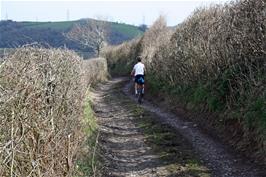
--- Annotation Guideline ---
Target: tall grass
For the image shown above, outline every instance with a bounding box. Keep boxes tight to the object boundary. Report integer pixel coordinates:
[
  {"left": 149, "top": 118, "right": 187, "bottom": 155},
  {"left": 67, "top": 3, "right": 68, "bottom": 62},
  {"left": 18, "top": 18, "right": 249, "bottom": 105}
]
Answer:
[
  {"left": 103, "top": 0, "right": 266, "bottom": 164},
  {"left": 0, "top": 46, "right": 107, "bottom": 176},
  {"left": 103, "top": 38, "right": 141, "bottom": 76}
]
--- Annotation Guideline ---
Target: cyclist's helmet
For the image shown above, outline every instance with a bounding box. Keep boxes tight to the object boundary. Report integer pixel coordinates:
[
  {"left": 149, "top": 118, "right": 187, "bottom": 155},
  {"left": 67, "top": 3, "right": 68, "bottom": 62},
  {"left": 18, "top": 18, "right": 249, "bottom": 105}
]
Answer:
[{"left": 136, "top": 56, "right": 142, "bottom": 62}]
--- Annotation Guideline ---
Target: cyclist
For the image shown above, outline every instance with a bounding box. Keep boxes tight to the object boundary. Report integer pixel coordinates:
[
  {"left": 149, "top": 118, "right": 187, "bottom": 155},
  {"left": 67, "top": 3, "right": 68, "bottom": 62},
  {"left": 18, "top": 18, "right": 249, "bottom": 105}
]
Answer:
[{"left": 131, "top": 56, "right": 145, "bottom": 96}]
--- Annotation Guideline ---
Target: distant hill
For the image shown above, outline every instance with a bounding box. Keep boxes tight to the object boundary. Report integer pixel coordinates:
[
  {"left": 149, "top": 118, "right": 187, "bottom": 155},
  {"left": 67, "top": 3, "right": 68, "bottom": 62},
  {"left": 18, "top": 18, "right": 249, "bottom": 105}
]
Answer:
[{"left": 0, "top": 19, "right": 144, "bottom": 57}]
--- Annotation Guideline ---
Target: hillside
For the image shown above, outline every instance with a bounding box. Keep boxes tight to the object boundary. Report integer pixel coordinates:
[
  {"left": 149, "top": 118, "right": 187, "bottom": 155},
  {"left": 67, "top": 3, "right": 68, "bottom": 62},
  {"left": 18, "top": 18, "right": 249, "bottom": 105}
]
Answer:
[
  {"left": 19, "top": 20, "right": 143, "bottom": 40},
  {"left": 0, "top": 19, "right": 144, "bottom": 57}
]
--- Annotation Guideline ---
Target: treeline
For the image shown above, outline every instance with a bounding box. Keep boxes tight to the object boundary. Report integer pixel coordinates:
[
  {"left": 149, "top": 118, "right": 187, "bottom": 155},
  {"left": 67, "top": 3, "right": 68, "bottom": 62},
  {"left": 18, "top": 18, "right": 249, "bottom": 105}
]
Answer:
[
  {"left": 0, "top": 20, "right": 143, "bottom": 55},
  {"left": 103, "top": 0, "right": 266, "bottom": 164},
  {"left": 0, "top": 20, "right": 85, "bottom": 50},
  {"left": 0, "top": 47, "right": 107, "bottom": 176}
]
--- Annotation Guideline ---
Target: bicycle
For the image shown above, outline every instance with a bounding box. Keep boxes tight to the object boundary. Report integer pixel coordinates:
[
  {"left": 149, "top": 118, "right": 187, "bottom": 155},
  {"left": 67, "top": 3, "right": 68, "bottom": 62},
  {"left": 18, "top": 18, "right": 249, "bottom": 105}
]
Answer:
[{"left": 136, "top": 77, "right": 144, "bottom": 104}]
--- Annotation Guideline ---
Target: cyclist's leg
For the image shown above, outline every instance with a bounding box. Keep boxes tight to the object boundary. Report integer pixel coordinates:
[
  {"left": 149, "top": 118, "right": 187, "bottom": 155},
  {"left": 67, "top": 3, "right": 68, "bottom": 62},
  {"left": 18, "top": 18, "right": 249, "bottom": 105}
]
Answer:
[
  {"left": 134, "top": 76, "right": 138, "bottom": 95},
  {"left": 137, "top": 84, "right": 143, "bottom": 95},
  {"left": 135, "top": 82, "right": 138, "bottom": 95},
  {"left": 137, "top": 83, "right": 142, "bottom": 103},
  {"left": 141, "top": 75, "right": 145, "bottom": 94}
]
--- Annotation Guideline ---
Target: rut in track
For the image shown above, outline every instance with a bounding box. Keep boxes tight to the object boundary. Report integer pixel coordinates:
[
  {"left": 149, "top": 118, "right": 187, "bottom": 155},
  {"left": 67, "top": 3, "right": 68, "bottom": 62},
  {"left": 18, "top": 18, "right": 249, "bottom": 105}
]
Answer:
[
  {"left": 90, "top": 79, "right": 210, "bottom": 177},
  {"left": 90, "top": 78, "right": 265, "bottom": 177}
]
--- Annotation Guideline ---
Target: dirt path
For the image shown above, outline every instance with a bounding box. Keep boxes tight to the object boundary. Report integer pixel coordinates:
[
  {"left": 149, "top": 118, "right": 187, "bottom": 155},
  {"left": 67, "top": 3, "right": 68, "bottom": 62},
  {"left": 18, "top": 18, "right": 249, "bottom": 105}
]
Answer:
[{"left": 90, "top": 78, "right": 265, "bottom": 177}]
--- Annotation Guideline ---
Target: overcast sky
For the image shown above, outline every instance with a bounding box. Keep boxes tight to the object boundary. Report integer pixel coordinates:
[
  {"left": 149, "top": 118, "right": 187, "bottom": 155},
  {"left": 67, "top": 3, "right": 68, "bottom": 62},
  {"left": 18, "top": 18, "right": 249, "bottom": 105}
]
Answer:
[{"left": 1, "top": 0, "right": 230, "bottom": 26}]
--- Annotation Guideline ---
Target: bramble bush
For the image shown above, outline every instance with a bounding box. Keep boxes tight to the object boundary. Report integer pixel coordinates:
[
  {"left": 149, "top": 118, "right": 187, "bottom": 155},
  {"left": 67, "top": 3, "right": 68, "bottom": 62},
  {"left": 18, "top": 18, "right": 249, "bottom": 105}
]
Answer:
[
  {"left": 0, "top": 46, "right": 107, "bottom": 176},
  {"left": 103, "top": 0, "right": 266, "bottom": 164}
]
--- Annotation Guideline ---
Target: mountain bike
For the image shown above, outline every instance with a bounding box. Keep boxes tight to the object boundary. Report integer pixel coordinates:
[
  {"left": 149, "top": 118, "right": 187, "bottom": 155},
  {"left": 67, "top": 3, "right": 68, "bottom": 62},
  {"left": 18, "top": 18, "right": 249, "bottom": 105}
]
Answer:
[{"left": 131, "top": 75, "right": 144, "bottom": 104}]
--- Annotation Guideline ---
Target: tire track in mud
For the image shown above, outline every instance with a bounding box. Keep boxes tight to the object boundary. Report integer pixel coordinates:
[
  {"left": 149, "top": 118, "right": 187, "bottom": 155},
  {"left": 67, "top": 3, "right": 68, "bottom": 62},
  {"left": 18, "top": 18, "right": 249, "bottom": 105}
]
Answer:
[
  {"left": 90, "top": 78, "right": 265, "bottom": 177},
  {"left": 123, "top": 79, "right": 266, "bottom": 177}
]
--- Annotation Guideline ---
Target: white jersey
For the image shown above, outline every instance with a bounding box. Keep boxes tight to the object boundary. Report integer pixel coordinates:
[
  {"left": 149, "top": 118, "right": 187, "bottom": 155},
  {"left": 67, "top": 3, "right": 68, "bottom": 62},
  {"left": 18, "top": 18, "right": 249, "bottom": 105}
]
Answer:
[{"left": 133, "top": 62, "right": 145, "bottom": 76}]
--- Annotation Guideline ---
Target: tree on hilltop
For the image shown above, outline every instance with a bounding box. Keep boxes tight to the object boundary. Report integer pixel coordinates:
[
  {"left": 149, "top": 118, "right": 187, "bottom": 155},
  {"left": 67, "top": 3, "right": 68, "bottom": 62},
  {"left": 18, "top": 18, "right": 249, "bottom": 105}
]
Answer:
[{"left": 65, "top": 19, "right": 109, "bottom": 56}]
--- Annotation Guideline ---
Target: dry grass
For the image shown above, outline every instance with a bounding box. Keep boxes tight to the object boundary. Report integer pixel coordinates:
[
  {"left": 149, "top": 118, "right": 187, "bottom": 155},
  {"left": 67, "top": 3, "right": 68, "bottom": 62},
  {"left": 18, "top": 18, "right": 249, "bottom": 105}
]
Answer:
[
  {"left": 139, "top": 16, "right": 174, "bottom": 64},
  {"left": 102, "top": 38, "right": 141, "bottom": 76},
  {"left": 103, "top": 0, "right": 266, "bottom": 164},
  {"left": 0, "top": 46, "right": 107, "bottom": 176},
  {"left": 82, "top": 58, "right": 108, "bottom": 87}
]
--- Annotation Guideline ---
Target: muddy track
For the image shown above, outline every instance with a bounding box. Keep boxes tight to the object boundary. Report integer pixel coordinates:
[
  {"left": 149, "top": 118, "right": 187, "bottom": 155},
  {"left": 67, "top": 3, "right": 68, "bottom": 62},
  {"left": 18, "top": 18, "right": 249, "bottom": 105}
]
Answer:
[{"left": 90, "top": 78, "right": 265, "bottom": 177}]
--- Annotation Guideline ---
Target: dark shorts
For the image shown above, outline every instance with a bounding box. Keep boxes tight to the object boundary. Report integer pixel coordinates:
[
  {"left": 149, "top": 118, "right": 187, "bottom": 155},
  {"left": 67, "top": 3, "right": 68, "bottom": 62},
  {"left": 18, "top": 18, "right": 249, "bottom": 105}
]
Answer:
[{"left": 135, "top": 75, "right": 145, "bottom": 84}]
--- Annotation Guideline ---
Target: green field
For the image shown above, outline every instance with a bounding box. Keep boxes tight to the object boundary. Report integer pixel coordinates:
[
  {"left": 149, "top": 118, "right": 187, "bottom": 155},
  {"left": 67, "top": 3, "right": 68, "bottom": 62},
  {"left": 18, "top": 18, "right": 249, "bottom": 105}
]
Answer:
[
  {"left": 21, "top": 21, "right": 77, "bottom": 31},
  {"left": 20, "top": 20, "right": 144, "bottom": 37},
  {"left": 0, "top": 19, "right": 144, "bottom": 51},
  {"left": 111, "top": 22, "right": 143, "bottom": 38}
]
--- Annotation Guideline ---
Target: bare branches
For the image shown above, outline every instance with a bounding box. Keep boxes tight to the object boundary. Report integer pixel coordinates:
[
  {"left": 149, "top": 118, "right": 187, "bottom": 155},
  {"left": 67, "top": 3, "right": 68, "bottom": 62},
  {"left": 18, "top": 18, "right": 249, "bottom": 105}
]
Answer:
[
  {"left": 103, "top": 0, "right": 266, "bottom": 162},
  {"left": 65, "top": 19, "right": 109, "bottom": 56},
  {"left": 0, "top": 47, "right": 108, "bottom": 176}
]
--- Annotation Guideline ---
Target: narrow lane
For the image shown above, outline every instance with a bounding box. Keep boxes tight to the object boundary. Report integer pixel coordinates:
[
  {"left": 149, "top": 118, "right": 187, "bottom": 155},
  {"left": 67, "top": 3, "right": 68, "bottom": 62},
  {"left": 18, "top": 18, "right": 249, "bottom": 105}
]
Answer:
[{"left": 90, "top": 78, "right": 265, "bottom": 177}]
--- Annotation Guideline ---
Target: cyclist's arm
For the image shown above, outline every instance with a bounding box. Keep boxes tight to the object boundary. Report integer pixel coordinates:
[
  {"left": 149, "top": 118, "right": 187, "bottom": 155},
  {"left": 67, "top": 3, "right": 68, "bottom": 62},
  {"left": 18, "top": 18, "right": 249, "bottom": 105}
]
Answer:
[{"left": 131, "top": 68, "right": 135, "bottom": 77}]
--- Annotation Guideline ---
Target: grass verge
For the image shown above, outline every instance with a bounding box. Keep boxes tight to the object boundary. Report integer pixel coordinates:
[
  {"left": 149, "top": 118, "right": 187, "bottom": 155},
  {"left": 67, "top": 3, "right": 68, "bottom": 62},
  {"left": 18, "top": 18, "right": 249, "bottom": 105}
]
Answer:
[
  {"left": 74, "top": 93, "right": 101, "bottom": 177},
  {"left": 133, "top": 106, "right": 211, "bottom": 176}
]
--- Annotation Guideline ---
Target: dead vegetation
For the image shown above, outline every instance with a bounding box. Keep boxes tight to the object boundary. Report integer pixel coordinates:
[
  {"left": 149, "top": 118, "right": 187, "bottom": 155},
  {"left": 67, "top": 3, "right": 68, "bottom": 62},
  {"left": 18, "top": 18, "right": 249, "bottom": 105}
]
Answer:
[
  {"left": 0, "top": 46, "right": 107, "bottom": 176},
  {"left": 65, "top": 19, "right": 109, "bottom": 57},
  {"left": 103, "top": 38, "right": 141, "bottom": 76},
  {"left": 103, "top": 0, "right": 266, "bottom": 164}
]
